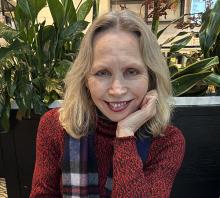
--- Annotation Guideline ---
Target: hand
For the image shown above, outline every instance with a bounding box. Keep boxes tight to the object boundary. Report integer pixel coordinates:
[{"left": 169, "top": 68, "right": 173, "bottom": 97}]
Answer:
[{"left": 116, "top": 90, "right": 158, "bottom": 138}]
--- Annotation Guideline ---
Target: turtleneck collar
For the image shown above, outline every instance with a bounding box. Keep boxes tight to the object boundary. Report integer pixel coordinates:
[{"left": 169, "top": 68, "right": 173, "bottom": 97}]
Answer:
[
  {"left": 95, "top": 108, "right": 117, "bottom": 138},
  {"left": 94, "top": 108, "right": 152, "bottom": 139}
]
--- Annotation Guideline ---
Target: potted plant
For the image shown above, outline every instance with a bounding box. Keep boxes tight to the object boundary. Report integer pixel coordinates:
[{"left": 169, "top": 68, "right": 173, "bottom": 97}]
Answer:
[{"left": 0, "top": 0, "right": 97, "bottom": 197}]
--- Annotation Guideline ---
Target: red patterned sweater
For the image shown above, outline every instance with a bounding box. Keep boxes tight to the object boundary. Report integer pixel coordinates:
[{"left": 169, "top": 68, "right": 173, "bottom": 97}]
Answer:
[{"left": 30, "top": 109, "right": 185, "bottom": 198}]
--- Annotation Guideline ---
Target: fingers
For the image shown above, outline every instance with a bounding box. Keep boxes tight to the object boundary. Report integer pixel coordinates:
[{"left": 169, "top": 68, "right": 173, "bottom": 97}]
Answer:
[
  {"left": 140, "top": 94, "right": 149, "bottom": 108},
  {"left": 116, "top": 90, "right": 159, "bottom": 137},
  {"left": 141, "top": 89, "right": 158, "bottom": 109},
  {"left": 139, "top": 90, "right": 158, "bottom": 124}
]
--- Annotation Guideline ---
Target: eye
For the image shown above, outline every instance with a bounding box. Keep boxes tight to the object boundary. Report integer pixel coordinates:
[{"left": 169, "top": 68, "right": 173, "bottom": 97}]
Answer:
[
  {"left": 125, "top": 68, "right": 139, "bottom": 76},
  {"left": 95, "top": 70, "right": 111, "bottom": 77}
]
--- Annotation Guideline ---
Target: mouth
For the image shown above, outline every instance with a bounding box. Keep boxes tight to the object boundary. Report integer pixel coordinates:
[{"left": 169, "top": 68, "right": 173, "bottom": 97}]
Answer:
[{"left": 105, "top": 100, "right": 132, "bottom": 112}]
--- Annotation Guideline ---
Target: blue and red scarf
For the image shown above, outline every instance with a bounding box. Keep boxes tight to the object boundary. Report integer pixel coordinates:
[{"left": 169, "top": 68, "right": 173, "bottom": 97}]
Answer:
[{"left": 61, "top": 131, "right": 151, "bottom": 197}]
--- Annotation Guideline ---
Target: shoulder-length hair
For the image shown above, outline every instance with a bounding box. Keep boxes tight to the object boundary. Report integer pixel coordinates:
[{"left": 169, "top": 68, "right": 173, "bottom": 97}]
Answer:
[{"left": 59, "top": 10, "right": 173, "bottom": 139}]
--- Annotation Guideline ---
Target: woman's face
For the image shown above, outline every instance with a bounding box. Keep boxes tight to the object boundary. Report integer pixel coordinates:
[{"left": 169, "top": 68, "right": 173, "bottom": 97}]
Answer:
[{"left": 87, "top": 30, "right": 149, "bottom": 122}]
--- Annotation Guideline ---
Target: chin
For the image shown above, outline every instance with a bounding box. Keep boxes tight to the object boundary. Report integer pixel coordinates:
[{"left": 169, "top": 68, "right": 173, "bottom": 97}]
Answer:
[{"left": 103, "top": 112, "right": 130, "bottom": 122}]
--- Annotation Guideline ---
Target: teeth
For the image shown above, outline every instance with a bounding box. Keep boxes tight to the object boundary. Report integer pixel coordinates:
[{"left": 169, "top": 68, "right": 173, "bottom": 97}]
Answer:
[{"left": 109, "top": 102, "right": 127, "bottom": 108}]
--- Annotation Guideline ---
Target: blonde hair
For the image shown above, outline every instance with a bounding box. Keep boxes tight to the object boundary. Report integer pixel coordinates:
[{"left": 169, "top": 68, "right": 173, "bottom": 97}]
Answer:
[{"left": 59, "top": 10, "right": 173, "bottom": 138}]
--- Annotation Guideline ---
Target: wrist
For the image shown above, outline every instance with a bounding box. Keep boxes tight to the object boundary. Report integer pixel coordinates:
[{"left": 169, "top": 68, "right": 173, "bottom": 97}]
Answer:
[{"left": 116, "top": 127, "right": 134, "bottom": 137}]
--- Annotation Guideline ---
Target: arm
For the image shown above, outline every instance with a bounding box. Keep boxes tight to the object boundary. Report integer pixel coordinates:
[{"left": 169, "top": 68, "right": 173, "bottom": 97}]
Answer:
[
  {"left": 112, "top": 126, "right": 185, "bottom": 198},
  {"left": 30, "top": 109, "right": 64, "bottom": 198}
]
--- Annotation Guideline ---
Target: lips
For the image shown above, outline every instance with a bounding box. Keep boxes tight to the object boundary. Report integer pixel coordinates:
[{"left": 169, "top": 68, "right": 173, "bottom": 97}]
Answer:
[{"left": 105, "top": 100, "right": 132, "bottom": 112}]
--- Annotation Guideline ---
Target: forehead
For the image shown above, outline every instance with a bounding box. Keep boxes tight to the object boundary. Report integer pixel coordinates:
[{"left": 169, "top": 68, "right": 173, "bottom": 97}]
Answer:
[
  {"left": 93, "top": 29, "right": 140, "bottom": 48},
  {"left": 92, "top": 30, "right": 144, "bottom": 65}
]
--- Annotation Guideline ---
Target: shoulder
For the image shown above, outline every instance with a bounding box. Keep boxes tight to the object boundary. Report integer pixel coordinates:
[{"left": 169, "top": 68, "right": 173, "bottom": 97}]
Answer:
[
  {"left": 37, "top": 108, "right": 65, "bottom": 144},
  {"left": 166, "top": 125, "right": 185, "bottom": 145},
  {"left": 154, "top": 125, "right": 184, "bottom": 145},
  {"left": 39, "top": 108, "right": 63, "bottom": 131},
  {"left": 40, "top": 108, "right": 60, "bottom": 125},
  {"left": 149, "top": 125, "right": 185, "bottom": 157}
]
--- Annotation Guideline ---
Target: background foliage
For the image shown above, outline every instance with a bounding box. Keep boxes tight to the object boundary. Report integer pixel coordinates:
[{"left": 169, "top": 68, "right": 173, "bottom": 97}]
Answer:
[
  {"left": 154, "top": 0, "right": 220, "bottom": 96},
  {"left": 0, "top": 0, "right": 96, "bottom": 131},
  {"left": 1, "top": 0, "right": 220, "bottom": 131}
]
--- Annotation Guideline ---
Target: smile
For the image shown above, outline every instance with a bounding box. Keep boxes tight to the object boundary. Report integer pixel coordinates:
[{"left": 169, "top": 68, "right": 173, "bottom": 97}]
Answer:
[{"left": 105, "top": 100, "right": 132, "bottom": 112}]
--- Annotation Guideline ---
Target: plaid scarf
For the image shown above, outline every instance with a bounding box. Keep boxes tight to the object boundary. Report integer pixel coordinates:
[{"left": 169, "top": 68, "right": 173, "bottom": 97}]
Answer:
[{"left": 61, "top": 127, "right": 151, "bottom": 197}]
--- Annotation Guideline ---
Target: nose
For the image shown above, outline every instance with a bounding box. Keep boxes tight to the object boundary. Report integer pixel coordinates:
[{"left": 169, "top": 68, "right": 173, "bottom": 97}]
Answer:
[{"left": 108, "top": 78, "right": 127, "bottom": 96}]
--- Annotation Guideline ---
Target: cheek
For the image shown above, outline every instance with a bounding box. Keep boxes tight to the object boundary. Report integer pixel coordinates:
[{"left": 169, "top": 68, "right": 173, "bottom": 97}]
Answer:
[
  {"left": 130, "top": 78, "right": 149, "bottom": 94},
  {"left": 87, "top": 78, "right": 107, "bottom": 98}
]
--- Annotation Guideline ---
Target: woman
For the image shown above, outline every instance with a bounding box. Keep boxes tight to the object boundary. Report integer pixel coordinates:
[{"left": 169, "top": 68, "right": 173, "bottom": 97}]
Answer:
[{"left": 30, "top": 10, "right": 185, "bottom": 198}]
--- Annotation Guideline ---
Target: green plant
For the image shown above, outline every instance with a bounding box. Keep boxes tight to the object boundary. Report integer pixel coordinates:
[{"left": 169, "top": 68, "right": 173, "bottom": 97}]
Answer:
[
  {"left": 155, "top": 0, "right": 220, "bottom": 96},
  {"left": 199, "top": 0, "right": 220, "bottom": 92},
  {"left": 170, "top": 56, "right": 219, "bottom": 96},
  {"left": 158, "top": 29, "right": 219, "bottom": 96},
  {"left": 0, "top": 0, "right": 96, "bottom": 131}
]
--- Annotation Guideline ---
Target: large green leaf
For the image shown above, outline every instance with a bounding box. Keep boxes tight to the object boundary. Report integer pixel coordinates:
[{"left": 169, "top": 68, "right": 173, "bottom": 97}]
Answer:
[
  {"left": 0, "top": 102, "right": 10, "bottom": 132},
  {"left": 0, "top": 23, "right": 18, "bottom": 43},
  {"left": 161, "top": 31, "right": 189, "bottom": 46},
  {"left": 32, "top": 91, "right": 48, "bottom": 115},
  {"left": 26, "top": 25, "right": 36, "bottom": 44},
  {"left": 28, "top": 0, "right": 46, "bottom": 21},
  {"left": 45, "top": 78, "right": 63, "bottom": 94},
  {"left": 54, "top": 59, "right": 72, "bottom": 79},
  {"left": 14, "top": 69, "right": 33, "bottom": 112},
  {"left": 15, "top": 82, "right": 33, "bottom": 112},
  {"left": 4, "top": 69, "right": 16, "bottom": 97},
  {"left": 16, "top": 0, "right": 46, "bottom": 24},
  {"left": 200, "top": 9, "right": 212, "bottom": 33},
  {"left": 32, "top": 77, "right": 45, "bottom": 90},
  {"left": 37, "top": 24, "right": 56, "bottom": 60},
  {"left": 68, "top": 32, "right": 85, "bottom": 53},
  {"left": 61, "top": 21, "right": 89, "bottom": 40},
  {"left": 200, "top": 0, "right": 220, "bottom": 57},
  {"left": 14, "top": 2, "right": 31, "bottom": 31},
  {"left": 0, "top": 39, "right": 23, "bottom": 59},
  {"left": 0, "top": 95, "right": 5, "bottom": 116},
  {"left": 61, "top": 0, "right": 77, "bottom": 25},
  {"left": 204, "top": 73, "right": 220, "bottom": 87},
  {"left": 0, "top": 93, "right": 10, "bottom": 132},
  {"left": 170, "top": 35, "right": 192, "bottom": 53},
  {"left": 16, "top": 0, "right": 32, "bottom": 19},
  {"left": 44, "top": 78, "right": 63, "bottom": 104},
  {"left": 157, "top": 15, "right": 184, "bottom": 38},
  {"left": 47, "top": 0, "right": 64, "bottom": 29},
  {"left": 77, "top": 0, "right": 93, "bottom": 21},
  {"left": 172, "top": 56, "right": 219, "bottom": 79},
  {"left": 199, "top": 9, "right": 211, "bottom": 56},
  {"left": 172, "top": 71, "right": 212, "bottom": 96}
]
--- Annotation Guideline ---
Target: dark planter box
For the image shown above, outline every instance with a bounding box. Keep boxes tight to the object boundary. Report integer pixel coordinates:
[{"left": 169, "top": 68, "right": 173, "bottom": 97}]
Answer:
[
  {"left": 171, "top": 105, "right": 220, "bottom": 198},
  {"left": 0, "top": 101, "right": 220, "bottom": 198},
  {"left": 0, "top": 111, "right": 40, "bottom": 198},
  {"left": 0, "top": 144, "right": 4, "bottom": 177}
]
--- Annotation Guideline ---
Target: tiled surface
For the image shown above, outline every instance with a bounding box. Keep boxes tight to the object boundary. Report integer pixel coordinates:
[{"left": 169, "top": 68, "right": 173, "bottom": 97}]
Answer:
[{"left": 0, "top": 178, "right": 7, "bottom": 198}]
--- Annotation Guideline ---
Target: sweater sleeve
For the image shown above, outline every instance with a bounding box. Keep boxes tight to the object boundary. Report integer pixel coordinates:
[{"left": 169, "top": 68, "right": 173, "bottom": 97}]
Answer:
[
  {"left": 30, "top": 109, "right": 64, "bottom": 198},
  {"left": 112, "top": 126, "right": 185, "bottom": 198}
]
